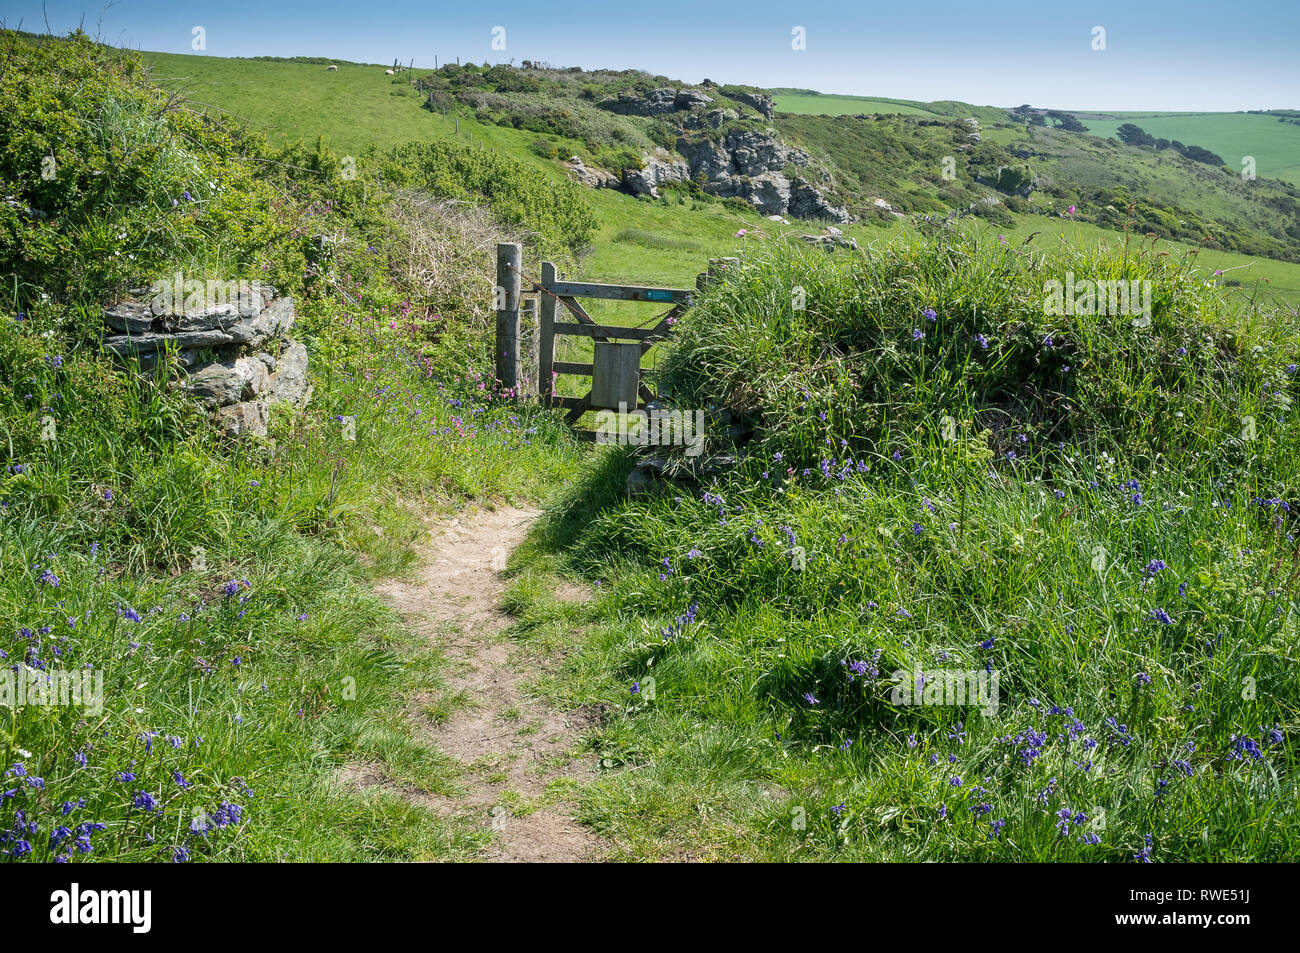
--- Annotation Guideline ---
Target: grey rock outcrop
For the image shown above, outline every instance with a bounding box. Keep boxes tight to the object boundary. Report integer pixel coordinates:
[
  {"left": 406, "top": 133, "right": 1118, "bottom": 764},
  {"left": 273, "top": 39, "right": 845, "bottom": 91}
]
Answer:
[
  {"left": 101, "top": 285, "right": 310, "bottom": 438},
  {"left": 564, "top": 155, "right": 620, "bottom": 189},
  {"left": 600, "top": 87, "right": 713, "bottom": 116},
  {"left": 673, "top": 130, "right": 851, "bottom": 223},
  {"left": 676, "top": 128, "right": 808, "bottom": 180},
  {"left": 585, "top": 85, "right": 850, "bottom": 222},
  {"left": 729, "top": 90, "right": 775, "bottom": 120},
  {"left": 673, "top": 89, "right": 713, "bottom": 110},
  {"left": 621, "top": 151, "right": 690, "bottom": 198},
  {"left": 681, "top": 108, "right": 739, "bottom": 131}
]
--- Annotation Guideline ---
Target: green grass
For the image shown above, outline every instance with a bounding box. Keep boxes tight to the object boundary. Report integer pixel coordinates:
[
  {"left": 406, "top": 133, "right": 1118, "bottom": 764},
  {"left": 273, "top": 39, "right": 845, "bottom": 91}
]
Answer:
[
  {"left": 141, "top": 52, "right": 442, "bottom": 156},
  {"left": 507, "top": 233, "right": 1300, "bottom": 861}
]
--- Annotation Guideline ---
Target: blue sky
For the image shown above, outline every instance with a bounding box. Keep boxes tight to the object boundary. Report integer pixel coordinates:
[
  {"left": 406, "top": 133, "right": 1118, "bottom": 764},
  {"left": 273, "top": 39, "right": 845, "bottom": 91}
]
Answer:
[{"left": 4, "top": 0, "right": 1297, "bottom": 110}]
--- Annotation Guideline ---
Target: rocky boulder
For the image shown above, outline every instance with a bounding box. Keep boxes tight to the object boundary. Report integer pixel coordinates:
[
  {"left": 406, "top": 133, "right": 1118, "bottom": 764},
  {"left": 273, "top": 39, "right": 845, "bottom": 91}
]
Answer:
[
  {"left": 788, "top": 180, "right": 852, "bottom": 223},
  {"left": 101, "top": 285, "right": 309, "bottom": 438},
  {"left": 185, "top": 356, "right": 270, "bottom": 408},
  {"left": 268, "top": 341, "right": 312, "bottom": 408},
  {"left": 673, "top": 89, "right": 713, "bottom": 110},
  {"left": 564, "top": 155, "right": 619, "bottom": 189},
  {"left": 600, "top": 87, "right": 713, "bottom": 116},
  {"left": 729, "top": 90, "right": 775, "bottom": 120},
  {"left": 214, "top": 400, "right": 270, "bottom": 439},
  {"left": 668, "top": 131, "right": 851, "bottom": 223},
  {"left": 622, "top": 152, "right": 690, "bottom": 198}
]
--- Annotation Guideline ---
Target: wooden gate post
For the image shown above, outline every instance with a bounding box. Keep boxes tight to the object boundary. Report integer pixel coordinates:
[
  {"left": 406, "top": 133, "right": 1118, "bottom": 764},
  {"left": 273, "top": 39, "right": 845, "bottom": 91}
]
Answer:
[
  {"left": 538, "top": 261, "right": 557, "bottom": 404},
  {"left": 520, "top": 297, "right": 538, "bottom": 397},
  {"left": 495, "top": 243, "right": 521, "bottom": 392}
]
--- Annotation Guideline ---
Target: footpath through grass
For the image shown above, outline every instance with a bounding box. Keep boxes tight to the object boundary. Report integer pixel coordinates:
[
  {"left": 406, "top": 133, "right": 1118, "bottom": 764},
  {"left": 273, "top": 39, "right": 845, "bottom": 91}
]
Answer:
[
  {"left": 1, "top": 303, "right": 584, "bottom": 861},
  {"left": 1, "top": 32, "right": 587, "bottom": 862}
]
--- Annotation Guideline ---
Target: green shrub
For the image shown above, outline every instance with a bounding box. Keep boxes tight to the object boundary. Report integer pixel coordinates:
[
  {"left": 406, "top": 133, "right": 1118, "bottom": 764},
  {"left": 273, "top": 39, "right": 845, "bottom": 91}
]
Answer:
[
  {"left": 0, "top": 31, "right": 280, "bottom": 306},
  {"left": 530, "top": 138, "right": 559, "bottom": 160},
  {"left": 658, "top": 229, "right": 1299, "bottom": 485},
  {"left": 376, "top": 141, "right": 596, "bottom": 258}
]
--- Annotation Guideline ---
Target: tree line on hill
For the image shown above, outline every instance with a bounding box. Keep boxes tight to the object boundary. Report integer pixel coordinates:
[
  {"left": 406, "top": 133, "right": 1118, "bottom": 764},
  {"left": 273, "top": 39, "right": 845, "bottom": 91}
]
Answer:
[
  {"left": 1007, "top": 105, "right": 1088, "bottom": 131},
  {"left": 1114, "top": 123, "right": 1226, "bottom": 165}
]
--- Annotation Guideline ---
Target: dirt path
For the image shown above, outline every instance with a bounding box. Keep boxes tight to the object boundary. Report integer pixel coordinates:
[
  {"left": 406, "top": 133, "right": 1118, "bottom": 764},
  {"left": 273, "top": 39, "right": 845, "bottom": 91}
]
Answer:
[{"left": 373, "top": 505, "right": 600, "bottom": 862}]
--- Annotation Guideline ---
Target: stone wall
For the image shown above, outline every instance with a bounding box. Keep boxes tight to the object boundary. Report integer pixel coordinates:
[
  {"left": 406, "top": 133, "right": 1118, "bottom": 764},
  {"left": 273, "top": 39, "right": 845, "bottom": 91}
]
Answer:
[{"left": 102, "top": 284, "right": 311, "bottom": 438}]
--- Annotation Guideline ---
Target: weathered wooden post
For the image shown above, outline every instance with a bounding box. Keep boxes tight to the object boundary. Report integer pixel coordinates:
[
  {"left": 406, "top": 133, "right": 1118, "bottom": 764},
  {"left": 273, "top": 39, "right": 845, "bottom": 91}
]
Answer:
[
  {"left": 520, "top": 297, "right": 538, "bottom": 397},
  {"left": 495, "top": 243, "right": 521, "bottom": 393},
  {"left": 538, "top": 261, "right": 557, "bottom": 405}
]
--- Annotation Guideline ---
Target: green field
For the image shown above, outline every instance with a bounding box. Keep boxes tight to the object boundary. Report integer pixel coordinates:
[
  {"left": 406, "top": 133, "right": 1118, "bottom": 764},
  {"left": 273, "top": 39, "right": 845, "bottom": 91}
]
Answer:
[
  {"left": 1075, "top": 112, "right": 1300, "bottom": 186},
  {"left": 771, "top": 89, "right": 1007, "bottom": 124},
  {"left": 142, "top": 53, "right": 440, "bottom": 155}
]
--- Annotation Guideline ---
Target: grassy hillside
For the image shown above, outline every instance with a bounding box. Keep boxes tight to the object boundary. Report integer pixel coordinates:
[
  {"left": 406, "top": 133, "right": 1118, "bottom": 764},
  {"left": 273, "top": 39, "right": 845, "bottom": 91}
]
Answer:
[
  {"left": 771, "top": 88, "right": 1007, "bottom": 125},
  {"left": 142, "top": 52, "right": 440, "bottom": 155},
  {"left": 771, "top": 88, "right": 1300, "bottom": 189},
  {"left": 1075, "top": 112, "right": 1300, "bottom": 186},
  {"left": 138, "top": 53, "right": 1300, "bottom": 316}
]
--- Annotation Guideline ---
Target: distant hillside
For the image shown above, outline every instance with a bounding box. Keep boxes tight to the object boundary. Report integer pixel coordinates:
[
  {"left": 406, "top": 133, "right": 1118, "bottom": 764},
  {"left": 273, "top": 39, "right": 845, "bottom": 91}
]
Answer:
[
  {"left": 1071, "top": 111, "right": 1300, "bottom": 186},
  {"left": 771, "top": 85, "right": 1300, "bottom": 189},
  {"left": 770, "top": 88, "right": 1007, "bottom": 125},
  {"left": 136, "top": 51, "right": 1300, "bottom": 283}
]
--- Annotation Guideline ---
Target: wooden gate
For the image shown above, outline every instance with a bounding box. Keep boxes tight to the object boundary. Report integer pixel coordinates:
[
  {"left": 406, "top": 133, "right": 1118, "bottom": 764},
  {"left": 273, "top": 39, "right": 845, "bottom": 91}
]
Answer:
[{"left": 495, "top": 243, "right": 725, "bottom": 432}]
